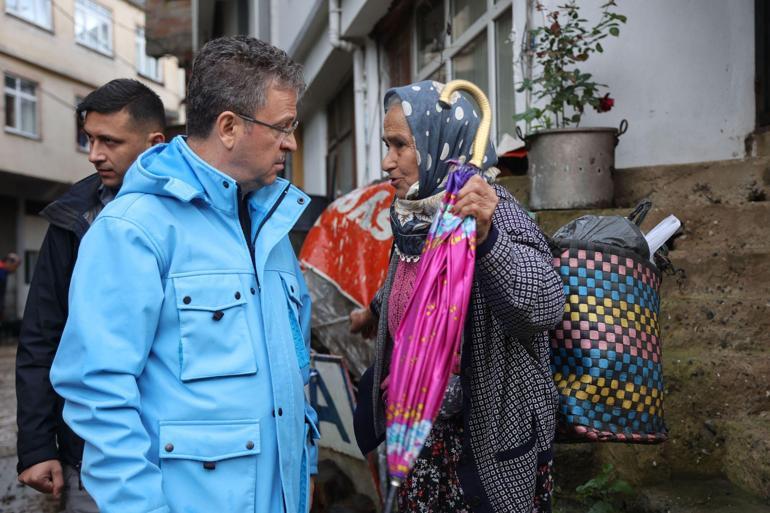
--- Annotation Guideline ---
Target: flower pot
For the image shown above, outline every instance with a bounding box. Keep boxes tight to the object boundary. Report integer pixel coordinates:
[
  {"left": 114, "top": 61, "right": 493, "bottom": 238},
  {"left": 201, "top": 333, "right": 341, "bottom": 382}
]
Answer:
[{"left": 526, "top": 121, "right": 627, "bottom": 210}]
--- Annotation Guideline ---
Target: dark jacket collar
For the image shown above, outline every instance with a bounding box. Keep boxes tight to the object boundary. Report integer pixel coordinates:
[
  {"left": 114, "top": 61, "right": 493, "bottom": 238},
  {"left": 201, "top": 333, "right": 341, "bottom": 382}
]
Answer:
[{"left": 40, "top": 173, "right": 104, "bottom": 239}]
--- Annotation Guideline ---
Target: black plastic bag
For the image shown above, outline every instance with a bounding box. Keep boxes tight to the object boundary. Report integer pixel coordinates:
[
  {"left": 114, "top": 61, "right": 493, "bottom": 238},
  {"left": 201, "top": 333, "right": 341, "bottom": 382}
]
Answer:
[{"left": 552, "top": 200, "right": 652, "bottom": 259}]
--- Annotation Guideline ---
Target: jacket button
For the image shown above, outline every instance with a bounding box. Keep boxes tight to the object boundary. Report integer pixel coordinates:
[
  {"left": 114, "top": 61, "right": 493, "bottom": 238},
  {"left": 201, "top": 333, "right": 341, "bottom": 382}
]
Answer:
[
  {"left": 246, "top": 440, "right": 255, "bottom": 450},
  {"left": 183, "top": 296, "right": 191, "bottom": 305},
  {"left": 203, "top": 461, "right": 216, "bottom": 470},
  {"left": 223, "top": 181, "right": 230, "bottom": 188},
  {"left": 297, "top": 197, "right": 305, "bottom": 205},
  {"left": 277, "top": 408, "right": 283, "bottom": 416},
  {"left": 164, "top": 443, "right": 174, "bottom": 453},
  {"left": 250, "top": 288, "right": 256, "bottom": 295},
  {"left": 235, "top": 291, "right": 241, "bottom": 300},
  {"left": 212, "top": 310, "right": 224, "bottom": 321}
]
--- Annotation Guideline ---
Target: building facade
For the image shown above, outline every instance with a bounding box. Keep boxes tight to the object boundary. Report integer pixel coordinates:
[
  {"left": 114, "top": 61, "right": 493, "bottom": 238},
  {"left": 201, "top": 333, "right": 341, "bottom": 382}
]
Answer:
[
  {"left": 1, "top": 0, "right": 186, "bottom": 320},
  {"left": 148, "top": 0, "right": 764, "bottom": 201}
]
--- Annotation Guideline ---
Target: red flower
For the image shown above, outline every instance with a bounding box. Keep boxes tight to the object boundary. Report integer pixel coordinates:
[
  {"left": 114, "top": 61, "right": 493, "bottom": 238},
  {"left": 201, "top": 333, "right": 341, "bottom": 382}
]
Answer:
[{"left": 597, "top": 93, "right": 614, "bottom": 112}]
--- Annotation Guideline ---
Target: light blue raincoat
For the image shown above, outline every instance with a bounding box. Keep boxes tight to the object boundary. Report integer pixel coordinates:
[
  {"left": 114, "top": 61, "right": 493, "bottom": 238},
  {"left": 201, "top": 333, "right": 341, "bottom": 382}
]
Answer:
[{"left": 51, "top": 136, "right": 319, "bottom": 513}]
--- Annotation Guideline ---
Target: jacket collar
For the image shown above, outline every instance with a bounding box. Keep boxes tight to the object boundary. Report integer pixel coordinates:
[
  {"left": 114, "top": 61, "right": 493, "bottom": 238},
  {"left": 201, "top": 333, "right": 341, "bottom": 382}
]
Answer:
[{"left": 40, "top": 173, "right": 104, "bottom": 238}]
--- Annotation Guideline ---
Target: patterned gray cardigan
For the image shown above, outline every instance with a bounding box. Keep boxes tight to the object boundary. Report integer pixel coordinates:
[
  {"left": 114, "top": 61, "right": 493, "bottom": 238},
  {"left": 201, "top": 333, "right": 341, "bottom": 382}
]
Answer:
[{"left": 369, "top": 185, "right": 565, "bottom": 512}]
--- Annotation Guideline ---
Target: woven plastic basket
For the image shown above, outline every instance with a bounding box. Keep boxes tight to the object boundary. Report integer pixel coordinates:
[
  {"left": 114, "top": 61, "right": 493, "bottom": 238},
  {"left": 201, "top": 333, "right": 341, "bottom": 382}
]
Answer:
[{"left": 551, "top": 240, "right": 667, "bottom": 443}]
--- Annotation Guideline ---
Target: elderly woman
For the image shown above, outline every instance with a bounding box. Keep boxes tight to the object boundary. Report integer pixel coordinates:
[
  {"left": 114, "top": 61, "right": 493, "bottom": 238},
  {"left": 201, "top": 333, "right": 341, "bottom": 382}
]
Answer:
[{"left": 351, "top": 81, "right": 565, "bottom": 513}]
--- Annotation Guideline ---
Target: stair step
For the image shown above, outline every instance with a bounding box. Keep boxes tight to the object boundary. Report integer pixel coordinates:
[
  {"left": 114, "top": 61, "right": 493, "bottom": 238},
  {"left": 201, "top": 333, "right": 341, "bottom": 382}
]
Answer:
[{"left": 615, "top": 157, "right": 770, "bottom": 209}]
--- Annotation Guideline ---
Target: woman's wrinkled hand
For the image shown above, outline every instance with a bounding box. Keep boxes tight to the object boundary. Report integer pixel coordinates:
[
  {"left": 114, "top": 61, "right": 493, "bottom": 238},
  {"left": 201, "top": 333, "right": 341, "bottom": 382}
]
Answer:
[
  {"left": 452, "top": 174, "right": 499, "bottom": 245},
  {"left": 349, "top": 307, "right": 377, "bottom": 339}
]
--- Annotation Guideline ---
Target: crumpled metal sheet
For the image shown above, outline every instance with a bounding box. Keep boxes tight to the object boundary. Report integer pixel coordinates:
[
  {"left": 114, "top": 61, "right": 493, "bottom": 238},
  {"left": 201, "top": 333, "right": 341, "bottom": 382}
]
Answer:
[{"left": 304, "top": 268, "right": 374, "bottom": 379}]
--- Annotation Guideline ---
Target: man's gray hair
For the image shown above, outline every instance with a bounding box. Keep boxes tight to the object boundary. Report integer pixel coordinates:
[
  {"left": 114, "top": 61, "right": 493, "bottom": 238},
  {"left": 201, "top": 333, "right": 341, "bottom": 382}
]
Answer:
[{"left": 186, "top": 36, "right": 305, "bottom": 138}]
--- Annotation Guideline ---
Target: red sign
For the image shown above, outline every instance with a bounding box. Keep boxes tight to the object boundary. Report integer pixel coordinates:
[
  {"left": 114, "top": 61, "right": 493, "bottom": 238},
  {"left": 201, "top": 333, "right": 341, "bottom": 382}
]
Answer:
[{"left": 299, "top": 182, "right": 395, "bottom": 307}]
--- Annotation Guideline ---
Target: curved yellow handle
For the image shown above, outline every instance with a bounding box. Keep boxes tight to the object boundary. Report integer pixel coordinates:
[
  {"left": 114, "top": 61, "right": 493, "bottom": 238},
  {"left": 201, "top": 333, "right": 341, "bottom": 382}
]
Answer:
[{"left": 438, "top": 79, "right": 492, "bottom": 168}]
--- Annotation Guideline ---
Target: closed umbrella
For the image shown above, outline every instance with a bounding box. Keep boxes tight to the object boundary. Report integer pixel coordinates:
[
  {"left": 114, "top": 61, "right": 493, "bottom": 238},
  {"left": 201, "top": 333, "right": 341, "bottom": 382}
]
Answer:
[{"left": 383, "top": 80, "right": 492, "bottom": 513}]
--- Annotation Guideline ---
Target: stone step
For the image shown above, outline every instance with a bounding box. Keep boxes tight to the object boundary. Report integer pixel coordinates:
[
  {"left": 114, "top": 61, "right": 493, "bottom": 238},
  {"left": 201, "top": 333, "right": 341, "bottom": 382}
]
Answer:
[
  {"left": 630, "top": 477, "right": 770, "bottom": 513},
  {"left": 659, "top": 295, "right": 769, "bottom": 352},
  {"left": 614, "top": 157, "right": 770, "bottom": 209},
  {"left": 661, "top": 250, "right": 770, "bottom": 299}
]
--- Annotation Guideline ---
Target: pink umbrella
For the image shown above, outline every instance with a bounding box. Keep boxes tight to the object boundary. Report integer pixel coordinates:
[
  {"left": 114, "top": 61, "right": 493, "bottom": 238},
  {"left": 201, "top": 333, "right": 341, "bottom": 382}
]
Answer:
[{"left": 383, "top": 80, "right": 492, "bottom": 513}]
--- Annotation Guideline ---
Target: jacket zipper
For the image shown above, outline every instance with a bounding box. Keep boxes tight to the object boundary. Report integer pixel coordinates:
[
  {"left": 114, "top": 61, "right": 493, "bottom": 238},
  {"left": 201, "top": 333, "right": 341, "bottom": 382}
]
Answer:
[{"left": 239, "top": 183, "right": 291, "bottom": 291}]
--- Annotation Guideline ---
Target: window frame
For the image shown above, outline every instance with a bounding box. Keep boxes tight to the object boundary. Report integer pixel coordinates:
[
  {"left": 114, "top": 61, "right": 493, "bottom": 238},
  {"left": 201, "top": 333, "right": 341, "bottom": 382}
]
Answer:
[
  {"left": 4, "top": 73, "right": 40, "bottom": 139},
  {"left": 411, "top": 0, "right": 514, "bottom": 144},
  {"left": 74, "top": 0, "right": 114, "bottom": 57},
  {"left": 4, "top": 0, "right": 53, "bottom": 31},
  {"left": 136, "top": 26, "right": 164, "bottom": 83}
]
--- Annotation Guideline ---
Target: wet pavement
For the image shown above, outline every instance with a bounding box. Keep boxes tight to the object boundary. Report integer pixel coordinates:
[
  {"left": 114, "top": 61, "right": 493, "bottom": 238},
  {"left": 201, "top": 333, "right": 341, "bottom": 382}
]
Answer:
[{"left": 0, "top": 344, "right": 59, "bottom": 513}]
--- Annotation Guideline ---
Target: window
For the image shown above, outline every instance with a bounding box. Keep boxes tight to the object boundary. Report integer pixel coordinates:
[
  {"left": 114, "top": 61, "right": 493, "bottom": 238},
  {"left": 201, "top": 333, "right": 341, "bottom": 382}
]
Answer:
[
  {"left": 411, "top": 0, "right": 514, "bottom": 144},
  {"left": 75, "top": 95, "right": 89, "bottom": 151},
  {"left": 75, "top": 0, "right": 113, "bottom": 56},
  {"left": 4, "top": 74, "right": 38, "bottom": 137},
  {"left": 136, "top": 27, "right": 163, "bottom": 83},
  {"left": 5, "top": 0, "right": 52, "bottom": 30},
  {"left": 327, "top": 81, "right": 356, "bottom": 198}
]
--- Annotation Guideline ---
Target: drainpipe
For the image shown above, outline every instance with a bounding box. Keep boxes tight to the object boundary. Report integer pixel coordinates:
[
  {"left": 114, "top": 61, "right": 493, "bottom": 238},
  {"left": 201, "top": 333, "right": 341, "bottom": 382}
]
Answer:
[{"left": 328, "top": 0, "right": 368, "bottom": 189}]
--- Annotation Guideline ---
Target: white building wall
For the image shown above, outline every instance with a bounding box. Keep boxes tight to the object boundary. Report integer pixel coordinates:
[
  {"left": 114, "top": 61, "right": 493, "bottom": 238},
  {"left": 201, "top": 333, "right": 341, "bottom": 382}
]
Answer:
[
  {"left": 302, "top": 109, "right": 328, "bottom": 196},
  {"left": 274, "top": 0, "right": 323, "bottom": 52},
  {"left": 516, "top": 0, "right": 756, "bottom": 168}
]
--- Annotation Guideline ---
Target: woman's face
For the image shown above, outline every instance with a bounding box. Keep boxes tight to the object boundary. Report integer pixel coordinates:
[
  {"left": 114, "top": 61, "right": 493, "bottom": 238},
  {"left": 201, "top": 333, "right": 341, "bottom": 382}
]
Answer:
[{"left": 381, "top": 104, "right": 420, "bottom": 199}]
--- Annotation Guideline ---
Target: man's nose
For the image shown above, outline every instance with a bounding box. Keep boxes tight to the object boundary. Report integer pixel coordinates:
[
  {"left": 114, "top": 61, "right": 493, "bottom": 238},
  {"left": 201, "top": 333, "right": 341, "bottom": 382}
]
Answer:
[
  {"left": 88, "top": 142, "right": 104, "bottom": 164},
  {"left": 280, "top": 132, "right": 298, "bottom": 152}
]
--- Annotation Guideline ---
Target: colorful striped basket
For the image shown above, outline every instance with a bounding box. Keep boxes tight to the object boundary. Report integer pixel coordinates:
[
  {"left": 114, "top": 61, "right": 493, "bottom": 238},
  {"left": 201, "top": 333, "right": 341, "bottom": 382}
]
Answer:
[{"left": 551, "top": 240, "right": 668, "bottom": 443}]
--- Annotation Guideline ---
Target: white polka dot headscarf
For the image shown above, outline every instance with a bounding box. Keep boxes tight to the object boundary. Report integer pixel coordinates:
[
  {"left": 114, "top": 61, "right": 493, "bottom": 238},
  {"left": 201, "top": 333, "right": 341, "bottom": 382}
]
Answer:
[{"left": 383, "top": 80, "right": 498, "bottom": 200}]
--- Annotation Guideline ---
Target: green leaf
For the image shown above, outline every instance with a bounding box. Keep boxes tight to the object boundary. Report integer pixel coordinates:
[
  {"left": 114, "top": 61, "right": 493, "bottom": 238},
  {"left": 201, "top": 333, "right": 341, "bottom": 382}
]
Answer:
[
  {"left": 596, "top": 42, "right": 603, "bottom": 52},
  {"left": 587, "top": 502, "right": 617, "bottom": 513},
  {"left": 608, "top": 480, "right": 634, "bottom": 495},
  {"left": 609, "top": 26, "right": 620, "bottom": 36}
]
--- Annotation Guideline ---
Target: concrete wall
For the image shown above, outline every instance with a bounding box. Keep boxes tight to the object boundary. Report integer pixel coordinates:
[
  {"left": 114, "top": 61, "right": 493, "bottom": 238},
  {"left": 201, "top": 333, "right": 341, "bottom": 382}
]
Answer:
[{"left": 515, "top": 0, "right": 756, "bottom": 168}]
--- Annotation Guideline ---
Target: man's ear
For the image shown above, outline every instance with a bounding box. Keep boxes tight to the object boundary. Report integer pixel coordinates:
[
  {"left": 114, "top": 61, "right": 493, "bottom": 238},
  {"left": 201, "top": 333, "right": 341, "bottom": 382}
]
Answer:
[
  {"left": 214, "top": 111, "right": 240, "bottom": 150},
  {"left": 147, "top": 131, "right": 165, "bottom": 147}
]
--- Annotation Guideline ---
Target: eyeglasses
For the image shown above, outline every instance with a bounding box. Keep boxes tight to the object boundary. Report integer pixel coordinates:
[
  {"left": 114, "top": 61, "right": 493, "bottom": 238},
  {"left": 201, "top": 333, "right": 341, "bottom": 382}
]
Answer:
[{"left": 236, "top": 113, "right": 299, "bottom": 139}]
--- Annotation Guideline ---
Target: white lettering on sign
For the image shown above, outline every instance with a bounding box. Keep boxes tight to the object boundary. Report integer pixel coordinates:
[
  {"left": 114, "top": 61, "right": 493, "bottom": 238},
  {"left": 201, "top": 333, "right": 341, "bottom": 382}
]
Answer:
[{"left": 344, "top": 190, "right": 392, "bottom": 241}]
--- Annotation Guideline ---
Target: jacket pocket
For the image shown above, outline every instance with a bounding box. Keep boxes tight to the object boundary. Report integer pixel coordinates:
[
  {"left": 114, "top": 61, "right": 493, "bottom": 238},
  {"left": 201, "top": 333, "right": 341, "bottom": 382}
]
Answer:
[
  {"left": 159, "top": 419, "right": 260, "bottom": 512},
  {"left": 173, "top": 273, "right": 257, "bottom": 381},
  {"left": 496, "top": 415, "right": 538, "bottom": 462},
  {"left": 278, "top": 271, "right": 309, "bottom": 370}
]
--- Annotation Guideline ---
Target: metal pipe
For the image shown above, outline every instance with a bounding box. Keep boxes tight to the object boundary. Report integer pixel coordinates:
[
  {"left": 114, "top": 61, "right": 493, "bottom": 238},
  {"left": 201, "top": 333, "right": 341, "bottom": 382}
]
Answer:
[{"left": 328, "top": 0, "right": 367, "bottom": 187}]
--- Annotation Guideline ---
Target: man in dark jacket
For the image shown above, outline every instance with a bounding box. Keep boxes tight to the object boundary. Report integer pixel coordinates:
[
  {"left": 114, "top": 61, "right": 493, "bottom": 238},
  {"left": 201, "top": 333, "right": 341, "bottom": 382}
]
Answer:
[{"left": 16, "top": 79, "right": 165, "bottom": 511}]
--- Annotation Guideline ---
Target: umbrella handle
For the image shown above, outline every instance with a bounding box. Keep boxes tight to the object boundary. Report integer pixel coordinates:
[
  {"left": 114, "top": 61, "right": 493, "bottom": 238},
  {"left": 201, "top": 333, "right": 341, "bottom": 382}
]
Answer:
[{"left": 438, "top": 79, "right": 492, "bottom": 169}]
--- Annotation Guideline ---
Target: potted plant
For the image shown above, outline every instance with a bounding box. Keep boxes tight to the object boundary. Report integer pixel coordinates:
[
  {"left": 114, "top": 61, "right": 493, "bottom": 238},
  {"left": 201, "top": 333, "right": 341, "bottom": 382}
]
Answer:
[{"left": 515, "top": 0, "right": 627, "bottom": 209}]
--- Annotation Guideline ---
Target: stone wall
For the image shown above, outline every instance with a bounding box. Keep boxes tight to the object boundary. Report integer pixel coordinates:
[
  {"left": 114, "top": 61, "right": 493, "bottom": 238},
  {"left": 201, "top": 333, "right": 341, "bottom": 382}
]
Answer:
[{"left": 499, "top": 156, "right": 770, "bottom": 504}]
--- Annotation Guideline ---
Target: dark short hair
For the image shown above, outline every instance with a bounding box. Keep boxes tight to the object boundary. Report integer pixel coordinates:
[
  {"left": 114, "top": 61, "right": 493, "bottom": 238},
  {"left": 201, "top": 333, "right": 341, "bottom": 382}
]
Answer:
[
  {"left": 77, "top": 79, "right": 166, "bottom": 130},
  {"left": 186, "top": 36, "right": 305, "bottom": 138}
]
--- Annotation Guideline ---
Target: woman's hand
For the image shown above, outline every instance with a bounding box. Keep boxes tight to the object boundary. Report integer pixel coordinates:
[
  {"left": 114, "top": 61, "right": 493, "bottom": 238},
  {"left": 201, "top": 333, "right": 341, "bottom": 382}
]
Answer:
[
  {"left": 453, "top": 175, "right": 499, "bottom": 244},
  {"left": 349, "top": 307, "right": 377, "bottom": 339}
]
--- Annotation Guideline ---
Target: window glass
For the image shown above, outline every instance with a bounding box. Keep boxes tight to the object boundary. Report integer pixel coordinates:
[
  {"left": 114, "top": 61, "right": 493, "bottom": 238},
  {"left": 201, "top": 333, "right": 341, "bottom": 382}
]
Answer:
[
  {"left": 136, "top": 28, "right": 163, "bottom": 82},
  {"left": 75, "top": 0, "right": 113, "bottom": 55},
  {"left": 75, "top": 95, "right": 90, "bottom": 151},
  {"left": 416, "top": 0, "right": 445, "bottom": 70},
  {"left": 452, "top": 32, "right": 488, "bottom": 93},
  {"left": 495, "top": 12, "right": 514, "bottom": 141},
  {"left": 5, "top": 0, "right": 52, "bottom": 30},
  {"left": 4, "top": 75, "right": 38, "bottom": 137},
  {"left": 451, "top": 0, "right": 485, "bottom": 41}
]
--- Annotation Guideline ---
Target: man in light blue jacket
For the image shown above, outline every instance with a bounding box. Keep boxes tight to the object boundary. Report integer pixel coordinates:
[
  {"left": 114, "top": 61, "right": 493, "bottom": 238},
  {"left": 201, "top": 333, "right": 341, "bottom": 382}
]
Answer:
[{"left": 51, "top": 36, "right": 319, "bottom": 513}]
